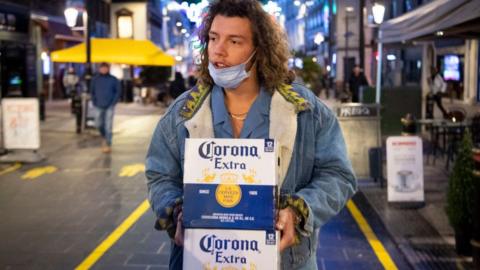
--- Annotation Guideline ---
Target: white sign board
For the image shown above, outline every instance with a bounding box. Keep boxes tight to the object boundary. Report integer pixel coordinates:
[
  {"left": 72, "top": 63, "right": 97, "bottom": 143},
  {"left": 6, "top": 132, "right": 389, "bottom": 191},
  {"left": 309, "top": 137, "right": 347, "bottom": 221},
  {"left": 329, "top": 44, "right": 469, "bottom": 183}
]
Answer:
[
  {"left": 386, "top": 136, "right": 424, "bottom": 202},
  {"left": 2, "top": 98, "right": 40, "bottom": 149}
]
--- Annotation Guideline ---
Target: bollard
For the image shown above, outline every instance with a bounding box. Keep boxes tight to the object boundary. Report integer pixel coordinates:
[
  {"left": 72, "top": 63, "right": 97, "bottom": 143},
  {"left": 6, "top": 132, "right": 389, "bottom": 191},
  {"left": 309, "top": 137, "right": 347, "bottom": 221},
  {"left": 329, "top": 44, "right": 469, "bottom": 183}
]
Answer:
[{"left": 72, "top": 92, "right": 83, "bottom": 133}]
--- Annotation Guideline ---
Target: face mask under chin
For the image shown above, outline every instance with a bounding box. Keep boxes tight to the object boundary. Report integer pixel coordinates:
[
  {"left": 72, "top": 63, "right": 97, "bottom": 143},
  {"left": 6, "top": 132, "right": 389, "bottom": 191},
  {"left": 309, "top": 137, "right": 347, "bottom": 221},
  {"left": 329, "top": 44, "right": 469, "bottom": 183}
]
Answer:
[{"left": 208, "top": 51, "right": 256, "bottom": 89}]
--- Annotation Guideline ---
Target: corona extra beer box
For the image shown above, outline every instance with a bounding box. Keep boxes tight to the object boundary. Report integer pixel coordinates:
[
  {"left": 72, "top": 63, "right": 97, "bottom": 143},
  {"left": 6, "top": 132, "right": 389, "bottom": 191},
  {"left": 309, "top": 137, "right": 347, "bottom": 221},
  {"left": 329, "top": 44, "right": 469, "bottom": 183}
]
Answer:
[
  {"left": 183, "top": 138, "right": 278, "bottom": 230},
  {"left": 183, "top": 228, "right": 280, "bottom": 270}
]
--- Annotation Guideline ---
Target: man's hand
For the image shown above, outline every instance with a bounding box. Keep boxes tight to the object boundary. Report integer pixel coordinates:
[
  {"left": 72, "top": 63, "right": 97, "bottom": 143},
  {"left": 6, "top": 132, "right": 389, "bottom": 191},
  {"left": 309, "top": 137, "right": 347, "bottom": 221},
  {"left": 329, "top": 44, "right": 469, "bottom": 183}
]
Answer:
[
  {"left": 174, "top": 211, "right": 184, "bottom": 246},
  {"left": 276, "top": 207, "right": 297, "bottom": 252}
]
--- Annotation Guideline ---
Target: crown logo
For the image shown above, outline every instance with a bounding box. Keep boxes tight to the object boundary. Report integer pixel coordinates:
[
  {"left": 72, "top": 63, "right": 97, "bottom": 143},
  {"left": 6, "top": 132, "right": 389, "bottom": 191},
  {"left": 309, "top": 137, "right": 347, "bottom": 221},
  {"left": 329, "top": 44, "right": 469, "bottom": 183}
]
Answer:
[{"left": 220, "top": 173, "right": 238, "bottom": 184}]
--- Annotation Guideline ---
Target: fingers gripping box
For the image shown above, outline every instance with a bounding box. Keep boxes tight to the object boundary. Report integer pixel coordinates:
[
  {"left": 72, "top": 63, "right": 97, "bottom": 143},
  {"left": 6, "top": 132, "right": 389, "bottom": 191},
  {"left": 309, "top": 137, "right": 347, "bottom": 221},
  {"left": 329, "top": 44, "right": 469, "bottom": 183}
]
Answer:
[
  {"left": 183, "top": 139, "right": 279, "bottom": 230},
  {"left": 183, "top": 228, "right": 280, "bottom": 270}
]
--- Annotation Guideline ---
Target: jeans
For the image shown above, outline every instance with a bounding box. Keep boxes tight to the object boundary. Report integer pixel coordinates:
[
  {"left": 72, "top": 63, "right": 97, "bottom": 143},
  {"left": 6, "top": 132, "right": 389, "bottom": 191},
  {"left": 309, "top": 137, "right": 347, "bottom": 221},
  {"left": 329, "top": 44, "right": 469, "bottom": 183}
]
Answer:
[
  {"left": 169, "top": 242, "right": 183, "bottom": 270},
  {"left": 95, "top": 106, "right": 114, "bottom": 146}
]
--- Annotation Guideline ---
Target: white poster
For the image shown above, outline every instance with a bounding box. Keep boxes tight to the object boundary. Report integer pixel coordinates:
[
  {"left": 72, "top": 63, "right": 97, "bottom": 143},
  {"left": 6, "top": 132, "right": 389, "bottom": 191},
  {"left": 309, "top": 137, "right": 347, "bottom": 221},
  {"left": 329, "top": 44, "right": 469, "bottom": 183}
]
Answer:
[
  {"left": 2, "top": 98, "right": 40, "bottom": 149},
  {"left": 386, "top": 136, "right": 424, "bottom": 202}
]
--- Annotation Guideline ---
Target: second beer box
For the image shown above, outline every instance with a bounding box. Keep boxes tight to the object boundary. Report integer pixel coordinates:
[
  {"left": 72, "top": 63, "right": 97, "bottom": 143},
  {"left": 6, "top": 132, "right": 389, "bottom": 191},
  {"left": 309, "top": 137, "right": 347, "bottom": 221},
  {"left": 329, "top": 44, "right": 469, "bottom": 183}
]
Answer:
[
  {"left": 183, "top": 228, "right": 280, "bottom": 270},
  {"left": 183, "top": 138, "right": 279, "bottom": 230}
]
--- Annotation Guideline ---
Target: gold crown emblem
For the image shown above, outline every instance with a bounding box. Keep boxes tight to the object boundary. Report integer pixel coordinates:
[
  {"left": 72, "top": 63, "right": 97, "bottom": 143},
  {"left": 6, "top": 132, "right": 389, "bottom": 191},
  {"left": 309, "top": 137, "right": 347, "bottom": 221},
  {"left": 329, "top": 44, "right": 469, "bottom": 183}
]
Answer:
[{"left": 220, "top": 173, "right": 238, "bottom": 184}]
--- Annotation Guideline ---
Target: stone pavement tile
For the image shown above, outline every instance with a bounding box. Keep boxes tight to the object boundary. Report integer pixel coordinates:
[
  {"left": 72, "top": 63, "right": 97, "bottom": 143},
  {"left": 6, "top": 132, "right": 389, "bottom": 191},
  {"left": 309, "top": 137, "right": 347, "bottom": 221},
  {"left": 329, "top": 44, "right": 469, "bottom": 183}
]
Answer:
[
  {"left": 148, "top": 266, "right": 169, "bottom": 270},
  {"left": 89, "top": 252, "right": 132, "bottom": 268},
  {"left": 93, "top": 264, "right": 147, "bottom": 270},
  {"left": 352, "top": 192, "right": 413, "bottom": 269},
  {"left": 344, "top": 247, "right": 380, "bottom": 261},
  {"left": 316, "top": 247, "right": 348, "bottom": 260},
  {"left": 0, "top": 251, "right": 81, "bottom": 270},
  {"left": 321, "top": 259, "right": 384, "bottom": 270},
  {"left": 126, "top": 253, "right": 170, "bottom": 266}
]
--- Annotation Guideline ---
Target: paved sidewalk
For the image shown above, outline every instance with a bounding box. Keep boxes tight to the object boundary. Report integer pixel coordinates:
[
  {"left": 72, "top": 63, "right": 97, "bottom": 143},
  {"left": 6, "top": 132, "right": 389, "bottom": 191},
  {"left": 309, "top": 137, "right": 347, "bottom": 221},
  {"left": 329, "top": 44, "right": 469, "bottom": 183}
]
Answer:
[
  {"left": 317, "top": 95, "right": 475, "bottom": 269},
  {"left": 359, "top": 144, "right": 474, "bottom": 269}
]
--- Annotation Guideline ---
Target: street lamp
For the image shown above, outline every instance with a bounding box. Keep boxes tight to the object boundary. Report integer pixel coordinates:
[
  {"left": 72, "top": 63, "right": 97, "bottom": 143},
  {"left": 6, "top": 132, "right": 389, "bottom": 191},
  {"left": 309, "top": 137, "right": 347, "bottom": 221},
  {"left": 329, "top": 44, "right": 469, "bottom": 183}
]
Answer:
[
  {"left": 314, "top": 32, "right": 324, "bottom": 65},
  {"left": 372, "top": 3, "right": 385, "bottom": 104},
  {"left": 116, "top": 8, "right": 134, "bottom": 39},
  {"left": 64, "top": 1, "right": 93, "bottom": 133},
  {"left": 64, "top": 8, "right": 79, "bottom": 27}
]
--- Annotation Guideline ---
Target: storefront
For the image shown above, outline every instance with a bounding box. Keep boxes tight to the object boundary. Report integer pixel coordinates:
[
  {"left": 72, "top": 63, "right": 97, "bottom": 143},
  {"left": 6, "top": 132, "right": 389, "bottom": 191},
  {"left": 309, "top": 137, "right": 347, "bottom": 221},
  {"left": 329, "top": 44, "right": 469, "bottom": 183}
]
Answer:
[
  {"left": 0, "top": 3, "right": 37, "bottom": 99},
  {"left": 379, "top": 0, "right": 480, "bottom": 117}
]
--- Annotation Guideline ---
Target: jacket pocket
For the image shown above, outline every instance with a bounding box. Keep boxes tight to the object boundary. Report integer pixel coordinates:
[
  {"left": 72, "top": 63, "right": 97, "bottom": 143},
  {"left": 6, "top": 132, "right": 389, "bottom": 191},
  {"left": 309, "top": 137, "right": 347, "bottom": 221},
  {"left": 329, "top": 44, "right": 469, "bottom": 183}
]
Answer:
[{"left": 290, "top": 234, "right": 312, "bottom": 266}]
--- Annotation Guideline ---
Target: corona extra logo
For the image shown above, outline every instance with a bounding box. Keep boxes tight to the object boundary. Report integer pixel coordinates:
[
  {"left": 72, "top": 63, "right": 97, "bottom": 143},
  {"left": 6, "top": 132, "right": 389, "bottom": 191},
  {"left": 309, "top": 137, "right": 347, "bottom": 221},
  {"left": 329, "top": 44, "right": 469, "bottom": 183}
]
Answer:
[
  {"left": 199, "top": 234, "right": 260, "bottom": 254},
  {"left": 198, "top": 141, "right": 259, "bottom": 161}
]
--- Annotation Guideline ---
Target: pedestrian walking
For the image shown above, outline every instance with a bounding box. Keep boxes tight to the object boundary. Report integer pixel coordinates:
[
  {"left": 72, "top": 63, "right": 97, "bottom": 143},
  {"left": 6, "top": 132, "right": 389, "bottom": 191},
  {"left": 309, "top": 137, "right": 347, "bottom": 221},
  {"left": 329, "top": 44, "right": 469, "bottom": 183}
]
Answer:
[
  {"left": 63, "top": 67, "right": 79, "bottom": 98},
  {"left": 145, "top": 1, "right": 357, "bottom": 269},
  {"left": 428, "top": 66, "right": 448, "bottom": 118},
  {"left": 348, "top": 65, "right": 369, "bottom": 103},
  {"left": 90, "top": 63, "right": 121, "bottom": 153},
  {"left": 169, "top": 72, "right": 187, "bottom": 99}
]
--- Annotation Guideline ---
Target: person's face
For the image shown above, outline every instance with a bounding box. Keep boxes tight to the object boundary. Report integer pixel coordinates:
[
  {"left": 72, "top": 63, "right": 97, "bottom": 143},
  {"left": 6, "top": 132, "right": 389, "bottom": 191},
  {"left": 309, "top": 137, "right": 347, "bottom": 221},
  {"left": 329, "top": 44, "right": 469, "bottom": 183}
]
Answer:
[
  {"left": 99, "top": 66, "right": 109, "bottom": 75},
  {"left": 353, "top": 67, "right": 361, "bottom": 75},
  {"left": 207, "top": 15, "right": 256, "bottom": 70}
]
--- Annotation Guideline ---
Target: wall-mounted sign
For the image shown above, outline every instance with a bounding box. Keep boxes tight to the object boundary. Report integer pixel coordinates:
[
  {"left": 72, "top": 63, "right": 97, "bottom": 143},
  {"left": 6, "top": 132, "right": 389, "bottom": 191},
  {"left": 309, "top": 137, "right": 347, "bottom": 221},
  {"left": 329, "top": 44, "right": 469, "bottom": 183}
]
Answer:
[{"left": 336, "top": 104, "right": 380, "bottom": 118}]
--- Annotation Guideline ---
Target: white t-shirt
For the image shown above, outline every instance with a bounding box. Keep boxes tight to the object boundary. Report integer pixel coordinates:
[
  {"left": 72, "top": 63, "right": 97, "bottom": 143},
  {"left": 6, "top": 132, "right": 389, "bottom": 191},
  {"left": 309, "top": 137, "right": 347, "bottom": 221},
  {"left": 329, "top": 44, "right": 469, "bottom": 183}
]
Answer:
[{"left": 430, "top": 74, "right": 446, "bottom": 94}]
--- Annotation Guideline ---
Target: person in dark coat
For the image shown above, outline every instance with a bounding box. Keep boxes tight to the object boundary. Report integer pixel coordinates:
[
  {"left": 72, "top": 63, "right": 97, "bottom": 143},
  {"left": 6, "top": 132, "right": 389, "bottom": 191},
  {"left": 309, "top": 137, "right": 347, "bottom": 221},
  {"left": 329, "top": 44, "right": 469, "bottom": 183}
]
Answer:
[
  {"left": 90, "top": 62, "right": 121, "bottom": 153},
  {"left": 169, "top": 72, "right": 187, "bottom": 99},
  {"left": 348, "top": 65, "right": 369, "bottom": 103}
]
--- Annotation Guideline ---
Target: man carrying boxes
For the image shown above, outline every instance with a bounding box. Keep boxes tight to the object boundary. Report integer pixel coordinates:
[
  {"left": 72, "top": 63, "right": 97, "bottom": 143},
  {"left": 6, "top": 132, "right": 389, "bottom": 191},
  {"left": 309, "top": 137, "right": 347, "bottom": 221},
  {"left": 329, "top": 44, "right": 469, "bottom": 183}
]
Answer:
[{"left": 145, "top": 0, "right": 357, "bottom": 269}]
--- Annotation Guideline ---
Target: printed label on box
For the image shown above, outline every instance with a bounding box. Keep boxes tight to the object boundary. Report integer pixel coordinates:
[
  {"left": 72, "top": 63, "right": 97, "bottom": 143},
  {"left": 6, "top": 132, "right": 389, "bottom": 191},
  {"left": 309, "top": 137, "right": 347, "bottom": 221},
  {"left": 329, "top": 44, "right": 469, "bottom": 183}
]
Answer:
[
  {"left": 184, "top": 139, "right": 278, "bottom": 186},
  {"left": 183, "top": 184, "right": 277, "bottom": 229},
  {"left": 183, "top": 228, "right": 280, "bottom": 270},
  {"left": 183, "top": 139, "right": 279, "bottom": 230}
]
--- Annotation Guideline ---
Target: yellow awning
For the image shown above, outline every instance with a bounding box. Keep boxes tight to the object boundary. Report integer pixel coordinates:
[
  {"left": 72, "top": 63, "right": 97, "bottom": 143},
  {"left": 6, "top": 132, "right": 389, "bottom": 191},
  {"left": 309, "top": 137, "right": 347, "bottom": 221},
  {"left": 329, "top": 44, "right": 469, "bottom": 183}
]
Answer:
[{"left": 51, "top": 38, "right": 175, "bottom": 66}]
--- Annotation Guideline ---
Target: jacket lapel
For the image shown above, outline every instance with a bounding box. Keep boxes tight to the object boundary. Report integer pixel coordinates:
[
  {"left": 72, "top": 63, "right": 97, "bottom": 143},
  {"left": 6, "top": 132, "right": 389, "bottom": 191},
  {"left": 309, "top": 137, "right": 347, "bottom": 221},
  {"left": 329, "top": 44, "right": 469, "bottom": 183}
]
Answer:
[
  {"left": 270, "top": 91, "right": 298, "bottom": 187},
  {"left": 184, "top": 92, "right": 214, "bottom": 138}
]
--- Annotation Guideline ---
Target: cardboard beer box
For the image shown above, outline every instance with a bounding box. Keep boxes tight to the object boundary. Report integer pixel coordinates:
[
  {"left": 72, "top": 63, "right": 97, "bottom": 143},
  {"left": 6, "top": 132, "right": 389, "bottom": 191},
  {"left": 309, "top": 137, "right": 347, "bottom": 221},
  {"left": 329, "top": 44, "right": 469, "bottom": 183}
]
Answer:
[
  {"left": 183, "top": 228, "right": 280, "bottom": 270},
  {"left": 183, "top": 138, "right": 279, "bottom": 230}
]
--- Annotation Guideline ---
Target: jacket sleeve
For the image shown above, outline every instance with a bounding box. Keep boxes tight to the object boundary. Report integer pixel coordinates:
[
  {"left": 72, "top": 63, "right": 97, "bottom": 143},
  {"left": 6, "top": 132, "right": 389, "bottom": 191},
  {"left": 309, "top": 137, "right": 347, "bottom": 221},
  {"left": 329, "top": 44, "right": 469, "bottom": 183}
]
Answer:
[
  {"left": 295, "top": 106, "right": 357, "bottom": 235},
  {"left": 90, "top": 77, "right": 97, "bottom": 106},
  {"left": 114, "top": 79, "right": 122, "bottom": 105},
  {"left": 145, "top": 111, "right": 183, "bottom": 237}
]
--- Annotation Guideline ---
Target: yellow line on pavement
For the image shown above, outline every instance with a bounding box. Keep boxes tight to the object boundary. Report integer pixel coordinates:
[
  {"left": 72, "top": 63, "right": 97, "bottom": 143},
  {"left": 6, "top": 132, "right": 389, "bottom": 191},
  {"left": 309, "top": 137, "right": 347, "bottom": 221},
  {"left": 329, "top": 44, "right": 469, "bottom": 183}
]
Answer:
[
  {"left": 0, "top": 162, "right": 21, "bottom": 176},
  {"left": 75, "top": 199, "right": 150, "bottom": 270},
  {"left": 347, "top": 200, "right": 398, "bottom": 270}
]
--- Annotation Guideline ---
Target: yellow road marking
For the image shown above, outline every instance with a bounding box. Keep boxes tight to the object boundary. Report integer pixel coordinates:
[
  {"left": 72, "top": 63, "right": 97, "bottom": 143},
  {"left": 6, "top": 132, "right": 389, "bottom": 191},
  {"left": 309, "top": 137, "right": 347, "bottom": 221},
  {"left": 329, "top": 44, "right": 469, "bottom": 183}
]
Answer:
[
  {"left": 347, "top": 200, "right": 398, "bottom": 270},
  {"left": 0, "top": 162, "right": 21, "bottom": 176},
  {"left": 75, "top": 199, "right": 150, "bottom": 270},
  {"left": 21, "top": 166, "right": 58, "bottom": 180},
  {"left": 118, "top": 163, "right": 145, "bottom": 177}
]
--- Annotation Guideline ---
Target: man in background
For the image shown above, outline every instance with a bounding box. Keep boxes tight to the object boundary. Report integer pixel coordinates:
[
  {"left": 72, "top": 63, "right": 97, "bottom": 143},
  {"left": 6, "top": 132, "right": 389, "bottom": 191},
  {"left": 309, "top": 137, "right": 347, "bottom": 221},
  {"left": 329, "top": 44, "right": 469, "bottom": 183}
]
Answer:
[
  {"left": 91, "top": 63, "right": 120, "bottom": 153},
  {"left": 429, "top": 66, "right": 448, "bottom": 118},
  {"left": 348, "top": 65, "right": 369, "bottom": 103}
]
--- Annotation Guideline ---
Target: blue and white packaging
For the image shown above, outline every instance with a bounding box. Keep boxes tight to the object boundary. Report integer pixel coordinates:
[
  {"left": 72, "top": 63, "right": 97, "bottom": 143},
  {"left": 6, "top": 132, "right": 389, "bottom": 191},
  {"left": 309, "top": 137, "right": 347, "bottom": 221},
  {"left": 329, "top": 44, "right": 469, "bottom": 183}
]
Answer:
[
  {"left": 183, "top": 228, "right": 280, "bottom": 270},
  {"left": 183, "top": 138, "right": 279, "bottom": 230}
]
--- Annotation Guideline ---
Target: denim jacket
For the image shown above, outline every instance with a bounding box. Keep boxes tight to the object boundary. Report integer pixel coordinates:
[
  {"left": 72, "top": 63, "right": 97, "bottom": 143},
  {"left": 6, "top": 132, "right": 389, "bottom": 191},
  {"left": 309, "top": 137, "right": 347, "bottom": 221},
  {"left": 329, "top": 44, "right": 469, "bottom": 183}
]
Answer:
[{"left": 146, "top": 83, "right": 357, "bottom": 269}]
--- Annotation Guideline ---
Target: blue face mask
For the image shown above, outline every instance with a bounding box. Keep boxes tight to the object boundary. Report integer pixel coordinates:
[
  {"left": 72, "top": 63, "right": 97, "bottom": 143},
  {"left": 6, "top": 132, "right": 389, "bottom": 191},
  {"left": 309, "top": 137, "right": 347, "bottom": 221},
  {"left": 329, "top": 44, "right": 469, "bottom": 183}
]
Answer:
[{"left": 208, "top": 51, "right": 256, "bottom": 89}]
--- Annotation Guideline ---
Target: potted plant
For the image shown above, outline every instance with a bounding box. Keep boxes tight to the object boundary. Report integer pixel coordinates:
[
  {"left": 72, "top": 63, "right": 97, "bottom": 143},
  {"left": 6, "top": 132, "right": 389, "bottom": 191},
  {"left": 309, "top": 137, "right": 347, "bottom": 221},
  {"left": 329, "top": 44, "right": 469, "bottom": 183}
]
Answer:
[
  {"left": 471, "top": 146, "right": 480, "bottom": 267},
  {"left": 446, "top": 130, "right": 475, "bottom": 256}
]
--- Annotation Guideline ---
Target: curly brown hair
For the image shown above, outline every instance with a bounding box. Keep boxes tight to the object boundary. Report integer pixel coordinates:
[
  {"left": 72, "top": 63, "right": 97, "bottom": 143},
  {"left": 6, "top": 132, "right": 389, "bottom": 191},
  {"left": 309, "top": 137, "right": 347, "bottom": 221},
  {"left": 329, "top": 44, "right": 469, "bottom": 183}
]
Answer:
[{"left": 197, "top": 0, "right": 294, "bottom": 93}]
